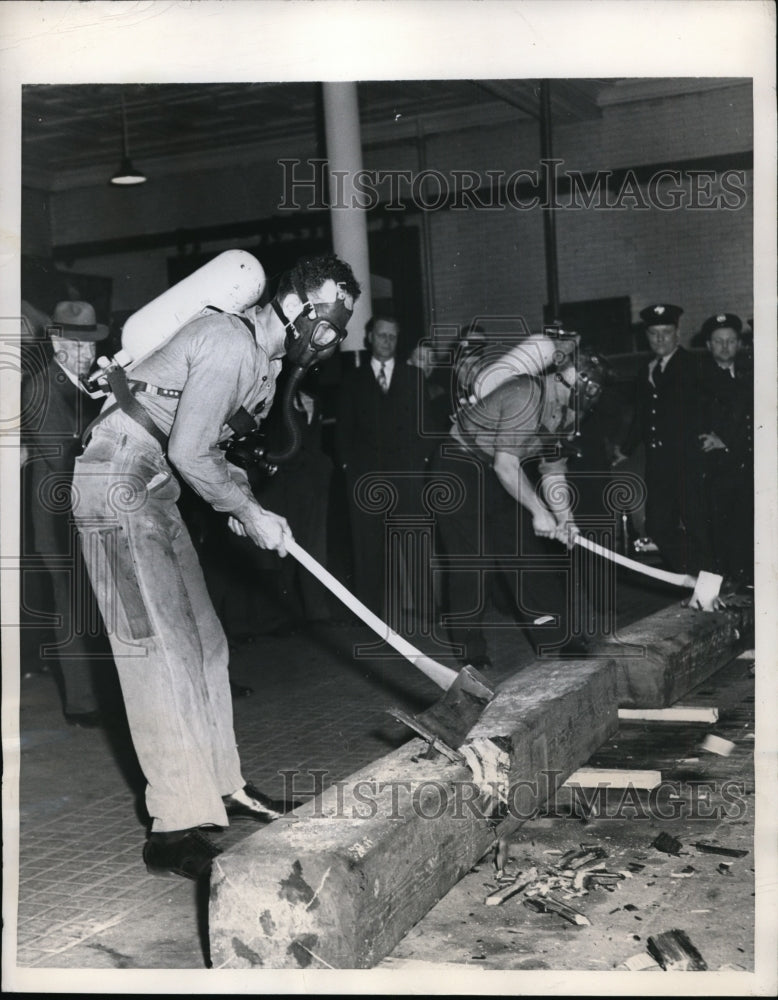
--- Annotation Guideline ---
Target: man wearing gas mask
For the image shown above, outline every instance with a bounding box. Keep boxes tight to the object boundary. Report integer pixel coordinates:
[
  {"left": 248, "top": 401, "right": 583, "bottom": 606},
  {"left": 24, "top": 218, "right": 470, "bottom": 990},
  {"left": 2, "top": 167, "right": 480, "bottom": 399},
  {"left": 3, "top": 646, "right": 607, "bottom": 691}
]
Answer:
[
  {"left": 430, "top": 345, "right": 610, "bottom": 670},
  {"left": 72, "top": 254, "right": 360, "bottom": 880}
]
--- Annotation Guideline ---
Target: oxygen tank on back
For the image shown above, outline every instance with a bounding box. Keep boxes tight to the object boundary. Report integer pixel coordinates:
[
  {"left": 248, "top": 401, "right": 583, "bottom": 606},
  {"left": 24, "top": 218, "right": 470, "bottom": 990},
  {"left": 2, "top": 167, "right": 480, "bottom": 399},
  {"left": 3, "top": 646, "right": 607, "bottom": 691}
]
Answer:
[
  {"left": 122, "top": 250, "right": 266, "bottom": 370},
  {"left": 457, "top": 321, "right": 579, "bottom": 405}
]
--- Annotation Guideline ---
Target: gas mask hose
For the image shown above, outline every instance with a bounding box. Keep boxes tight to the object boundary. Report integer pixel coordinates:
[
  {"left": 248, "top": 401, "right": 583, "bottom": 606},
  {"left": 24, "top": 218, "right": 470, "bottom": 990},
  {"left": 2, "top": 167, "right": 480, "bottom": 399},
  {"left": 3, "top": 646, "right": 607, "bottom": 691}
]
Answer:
[{"left": 266, "top": 363, "right": 307, "bottom": 465}]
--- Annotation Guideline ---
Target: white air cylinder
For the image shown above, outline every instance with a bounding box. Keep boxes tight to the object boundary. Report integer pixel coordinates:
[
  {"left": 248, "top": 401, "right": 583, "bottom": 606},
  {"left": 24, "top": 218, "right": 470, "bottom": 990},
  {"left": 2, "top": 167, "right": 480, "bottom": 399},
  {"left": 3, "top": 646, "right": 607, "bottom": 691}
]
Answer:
[
  {"left": 471, "top": 335, "right": 577, "bottom": 398},
  {"left": 122, "top": 250, "right": 266, "bottom": 369}
]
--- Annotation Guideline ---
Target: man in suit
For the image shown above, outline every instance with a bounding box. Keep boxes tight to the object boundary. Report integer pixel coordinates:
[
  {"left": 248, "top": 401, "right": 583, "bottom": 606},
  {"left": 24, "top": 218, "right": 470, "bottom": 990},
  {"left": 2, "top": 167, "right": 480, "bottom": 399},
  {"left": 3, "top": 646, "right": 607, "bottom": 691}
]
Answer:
[
  {"left": 336, "top": 315, "right": 431, "bottom": 618},
  {"left": 696, "top": 313, "right": 754, "bottom": 586},
  {"left": 612, "top": 303, "right": 708, "bottom": 574},
  {"left": 20, "top": 300, "right": 109, "bottom": 726}
]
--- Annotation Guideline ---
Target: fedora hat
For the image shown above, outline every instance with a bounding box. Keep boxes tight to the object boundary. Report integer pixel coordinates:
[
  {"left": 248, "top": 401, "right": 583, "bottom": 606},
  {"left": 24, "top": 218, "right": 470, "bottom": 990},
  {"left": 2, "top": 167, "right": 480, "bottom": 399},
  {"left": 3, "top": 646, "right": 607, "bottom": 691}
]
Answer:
[{"left": 48, "top": 301, "right": 109, "bottom": 342}]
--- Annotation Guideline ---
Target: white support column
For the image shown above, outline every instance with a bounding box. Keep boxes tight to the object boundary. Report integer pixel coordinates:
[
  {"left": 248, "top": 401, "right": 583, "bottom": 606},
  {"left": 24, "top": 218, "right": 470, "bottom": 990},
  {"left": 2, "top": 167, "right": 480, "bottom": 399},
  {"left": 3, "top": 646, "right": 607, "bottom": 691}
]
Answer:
[{"left": 322, "top": 82, "right": 373, "bottom": 357}]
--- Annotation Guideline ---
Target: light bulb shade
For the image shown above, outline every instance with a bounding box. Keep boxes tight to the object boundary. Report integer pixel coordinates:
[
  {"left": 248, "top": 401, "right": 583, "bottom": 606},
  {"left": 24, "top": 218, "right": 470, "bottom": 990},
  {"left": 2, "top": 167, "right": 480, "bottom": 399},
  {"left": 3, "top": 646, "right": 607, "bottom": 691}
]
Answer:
[{"left": 110, "top": 156, "right": 147, "bottom": 186}]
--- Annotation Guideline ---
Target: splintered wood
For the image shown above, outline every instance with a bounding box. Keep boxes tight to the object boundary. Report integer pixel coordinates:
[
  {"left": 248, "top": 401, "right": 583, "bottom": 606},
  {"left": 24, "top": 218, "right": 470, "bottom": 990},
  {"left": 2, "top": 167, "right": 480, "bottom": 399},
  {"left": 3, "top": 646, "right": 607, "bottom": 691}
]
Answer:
[
  {"left": 482, "top": 844, "right": 631, "bottom": 924},
  {"left": 647, "top": 929, "right": 708, "bottom": 971}
]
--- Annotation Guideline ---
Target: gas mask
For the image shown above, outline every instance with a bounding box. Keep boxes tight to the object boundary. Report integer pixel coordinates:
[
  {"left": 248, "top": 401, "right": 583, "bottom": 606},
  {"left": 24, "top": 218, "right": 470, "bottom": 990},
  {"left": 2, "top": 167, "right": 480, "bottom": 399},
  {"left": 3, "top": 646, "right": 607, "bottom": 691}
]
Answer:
[
  {"left": 575, "top": 352, "right": 612, "bottom": 414},
  {"left": 557, "top": 349, "right": 610, "bottom": 416},
  {"left": 227, "top": 280, "right": 353, "bottom": 473},
  {"left": 272, "top": 280, "right": 353, "bottom": 370}
]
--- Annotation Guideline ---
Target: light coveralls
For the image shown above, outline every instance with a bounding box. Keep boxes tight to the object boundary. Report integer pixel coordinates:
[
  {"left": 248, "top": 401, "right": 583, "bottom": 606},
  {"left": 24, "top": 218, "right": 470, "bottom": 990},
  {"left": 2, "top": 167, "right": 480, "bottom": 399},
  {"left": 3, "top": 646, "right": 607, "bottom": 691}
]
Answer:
[{"left": 72, "top": 310, "right": 280, "bottom": 831}]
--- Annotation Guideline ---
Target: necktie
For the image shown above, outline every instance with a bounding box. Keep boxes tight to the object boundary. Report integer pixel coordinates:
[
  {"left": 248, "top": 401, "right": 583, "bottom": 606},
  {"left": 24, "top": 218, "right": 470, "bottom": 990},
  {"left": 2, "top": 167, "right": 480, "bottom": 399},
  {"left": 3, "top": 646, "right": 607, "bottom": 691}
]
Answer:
[
  {"left": 653, "top": 360, "right": 665, "bottom": 387},
  {"left": 377, "top": 362, "right": 388, "bottom": 394}
]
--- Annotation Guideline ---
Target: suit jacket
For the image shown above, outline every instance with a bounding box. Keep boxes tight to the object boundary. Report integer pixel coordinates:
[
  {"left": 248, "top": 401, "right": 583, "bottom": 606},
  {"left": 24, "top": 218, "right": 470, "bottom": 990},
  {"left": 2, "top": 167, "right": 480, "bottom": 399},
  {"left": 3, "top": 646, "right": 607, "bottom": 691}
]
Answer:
[
  {"left": 697, "top": 355, "right": 753, "bottom": 476},
  {"left": 21, "top": 358, "right": 101, "bottom": 553},
  {"left": 622, "top": 347, "right": 700, "bottom": 463},
  {"left": 336, "top": 360, "right": 432, "bottom": 475}
]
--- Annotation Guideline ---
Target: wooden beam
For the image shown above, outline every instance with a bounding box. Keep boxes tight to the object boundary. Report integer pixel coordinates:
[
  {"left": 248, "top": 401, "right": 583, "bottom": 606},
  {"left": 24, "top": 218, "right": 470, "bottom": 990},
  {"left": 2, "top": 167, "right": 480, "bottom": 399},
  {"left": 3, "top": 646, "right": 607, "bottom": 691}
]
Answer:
[
  {"left": 208, "top": 602, "right": 751, "bottom": 968},
  {"left": 609, "top": 604, "right": 753, "bottom": 708},
  {"left": 209, "top": 658, "right": 618, "bottom": 970}
]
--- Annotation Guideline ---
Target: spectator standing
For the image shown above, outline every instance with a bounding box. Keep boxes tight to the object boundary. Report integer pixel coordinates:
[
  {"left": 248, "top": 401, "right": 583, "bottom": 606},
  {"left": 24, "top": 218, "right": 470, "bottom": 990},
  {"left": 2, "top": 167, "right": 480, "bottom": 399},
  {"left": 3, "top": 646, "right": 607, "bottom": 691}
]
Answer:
[
  {"left": 697, "top": 312, "right": 754, "bottom": 586},
  {"left": 612, "top": 303, "right": 709, "bottom": 574},
  {"left": 336, "top": 315, "right": 431, "bottom": 619},
  {"left": 20, "top": 301, "right": 108, "bottom": 726}
]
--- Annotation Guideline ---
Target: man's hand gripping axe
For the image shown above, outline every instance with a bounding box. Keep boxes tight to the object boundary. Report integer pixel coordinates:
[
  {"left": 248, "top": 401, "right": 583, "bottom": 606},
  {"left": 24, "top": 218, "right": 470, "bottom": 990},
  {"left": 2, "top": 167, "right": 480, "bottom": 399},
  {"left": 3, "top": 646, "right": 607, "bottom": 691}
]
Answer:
[{"left": 572, "top": 535, "right": 725, "bottom": 610}]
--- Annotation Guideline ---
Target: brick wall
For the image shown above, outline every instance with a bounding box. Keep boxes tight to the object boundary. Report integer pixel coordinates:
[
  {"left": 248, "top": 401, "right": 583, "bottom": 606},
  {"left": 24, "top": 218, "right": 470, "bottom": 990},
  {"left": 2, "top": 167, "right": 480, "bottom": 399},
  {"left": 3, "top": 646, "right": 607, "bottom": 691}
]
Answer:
[
  {"left": 419, "top": 82, "right": 753, "bottom": 339},
  {"left": 41, "top": 81, "right": 753, "bottom": 336}
]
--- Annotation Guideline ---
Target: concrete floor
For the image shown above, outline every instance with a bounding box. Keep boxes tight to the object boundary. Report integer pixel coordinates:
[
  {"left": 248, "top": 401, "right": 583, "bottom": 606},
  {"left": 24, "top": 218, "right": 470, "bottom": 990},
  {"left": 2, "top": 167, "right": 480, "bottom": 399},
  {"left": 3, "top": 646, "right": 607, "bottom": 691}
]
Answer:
[{"left": 3, "top": 576, "right": 768, "bottom": 994}]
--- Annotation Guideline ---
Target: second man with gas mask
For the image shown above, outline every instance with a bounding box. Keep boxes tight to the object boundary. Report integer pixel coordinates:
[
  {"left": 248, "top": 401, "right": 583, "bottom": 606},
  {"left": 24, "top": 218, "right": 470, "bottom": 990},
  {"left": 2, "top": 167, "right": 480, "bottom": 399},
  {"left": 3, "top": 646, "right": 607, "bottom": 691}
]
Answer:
[{"left": 430, "top": 346, "right": 610, "bottom": 669}]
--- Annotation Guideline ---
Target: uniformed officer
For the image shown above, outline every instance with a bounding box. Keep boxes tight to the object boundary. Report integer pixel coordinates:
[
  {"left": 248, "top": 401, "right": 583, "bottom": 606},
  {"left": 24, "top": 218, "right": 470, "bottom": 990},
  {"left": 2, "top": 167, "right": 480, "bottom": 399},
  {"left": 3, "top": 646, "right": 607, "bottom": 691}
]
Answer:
[
  {"left": 697, "top": 312, "right": 754, "bottom": 585},
  {"left": 612, "top": 303, "right": 709, "bottom": 574}
]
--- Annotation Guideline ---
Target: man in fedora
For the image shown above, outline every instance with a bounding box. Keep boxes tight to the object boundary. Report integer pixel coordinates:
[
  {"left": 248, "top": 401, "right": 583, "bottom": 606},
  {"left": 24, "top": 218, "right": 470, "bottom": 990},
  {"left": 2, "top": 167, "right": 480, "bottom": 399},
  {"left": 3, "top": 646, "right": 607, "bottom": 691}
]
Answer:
[
  {"left": 612, "top": 303, "right": 709, "bottom": 574},
  {"left": 20, "top": 300, "right": 110, "bottom": 726}
]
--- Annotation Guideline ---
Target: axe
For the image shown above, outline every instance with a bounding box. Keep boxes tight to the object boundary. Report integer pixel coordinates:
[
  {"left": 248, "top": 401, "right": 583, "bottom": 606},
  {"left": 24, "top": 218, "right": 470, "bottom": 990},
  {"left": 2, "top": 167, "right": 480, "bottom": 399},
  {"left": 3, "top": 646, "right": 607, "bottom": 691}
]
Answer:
[
  {"left": 286, "top": 538, "right": 494, "bottom": 751},
  {"left": 572, "top": 535, "right": 723, "bottom": 610}
]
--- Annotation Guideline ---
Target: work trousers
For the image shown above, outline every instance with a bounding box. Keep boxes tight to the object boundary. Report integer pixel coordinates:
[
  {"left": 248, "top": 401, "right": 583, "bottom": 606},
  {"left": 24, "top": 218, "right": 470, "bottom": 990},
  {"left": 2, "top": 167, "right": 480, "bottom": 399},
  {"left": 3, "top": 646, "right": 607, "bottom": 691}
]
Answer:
[
  {"left": 72, "top": 421, "right": 242, "bottom": 831},
  {"left": 644, "top": 448, "right": 711, "bottom": 576},
  {"left": 345, "top": 469, "right": 424, "bottom": 621},
  {"left": 23, "top": 461, "right": 100, "bottom": 713},
  {"left": 40, "top": 549, "right": 99, "bottom": 714},
  {"left": 700, "top": 461, "right": 754, "bottom": 583},
  {"left": 430, "top": 447, "right": 575, "bottom": 661}
]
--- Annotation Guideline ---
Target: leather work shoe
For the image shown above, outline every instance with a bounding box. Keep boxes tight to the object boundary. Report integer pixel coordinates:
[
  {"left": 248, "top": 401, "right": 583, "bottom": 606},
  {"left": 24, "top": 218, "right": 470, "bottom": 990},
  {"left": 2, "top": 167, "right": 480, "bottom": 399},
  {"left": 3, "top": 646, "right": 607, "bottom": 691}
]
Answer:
[
  {"left": 222, "top": 782, "right": 300, "bottom": 823},
  {"left": 143, "top": 829, "right": 222, "bottom": 880}
]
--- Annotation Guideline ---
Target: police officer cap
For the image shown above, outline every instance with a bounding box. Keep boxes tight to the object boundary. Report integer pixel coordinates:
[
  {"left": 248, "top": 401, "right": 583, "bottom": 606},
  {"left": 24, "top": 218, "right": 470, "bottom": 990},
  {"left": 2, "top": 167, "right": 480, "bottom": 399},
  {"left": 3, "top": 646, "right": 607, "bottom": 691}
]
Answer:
[
  {"left": 700, "top": 312, "right": 742, "bottom": 339},
  {"left": 640, "top": 303, "right": 683, "bottom": 327}
]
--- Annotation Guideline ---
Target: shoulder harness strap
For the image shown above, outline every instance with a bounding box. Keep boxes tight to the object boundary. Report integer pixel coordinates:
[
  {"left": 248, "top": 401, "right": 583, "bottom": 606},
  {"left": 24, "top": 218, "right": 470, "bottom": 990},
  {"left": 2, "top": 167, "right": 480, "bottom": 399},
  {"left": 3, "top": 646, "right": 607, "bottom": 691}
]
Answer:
[{"left": 81, "top": 367, "right": 168, "bottom": 449}]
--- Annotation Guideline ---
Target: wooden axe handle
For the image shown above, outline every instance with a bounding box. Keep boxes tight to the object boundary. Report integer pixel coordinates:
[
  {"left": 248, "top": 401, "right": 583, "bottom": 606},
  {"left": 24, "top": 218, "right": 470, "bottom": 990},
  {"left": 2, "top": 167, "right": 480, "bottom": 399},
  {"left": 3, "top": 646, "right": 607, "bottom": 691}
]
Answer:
[
  {"left": 573, "top": 534, "right": 697, "bottom": 589},
  {"left": 286, "top": 537, "right": 458, "bottom": 691}
]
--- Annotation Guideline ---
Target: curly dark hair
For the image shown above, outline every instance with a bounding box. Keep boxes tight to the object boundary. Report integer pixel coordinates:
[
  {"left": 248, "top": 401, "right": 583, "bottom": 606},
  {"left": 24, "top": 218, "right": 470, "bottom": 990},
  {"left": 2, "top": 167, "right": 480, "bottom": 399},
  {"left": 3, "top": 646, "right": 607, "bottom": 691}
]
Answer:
[{"left": 277, "top": 253, "right": 361, "bottom": 302}]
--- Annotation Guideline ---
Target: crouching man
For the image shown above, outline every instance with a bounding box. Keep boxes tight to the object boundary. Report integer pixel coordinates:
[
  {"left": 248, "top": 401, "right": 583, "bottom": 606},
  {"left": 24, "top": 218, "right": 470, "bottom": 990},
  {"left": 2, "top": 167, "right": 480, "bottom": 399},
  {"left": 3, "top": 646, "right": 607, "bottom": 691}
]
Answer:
[
  {"left": 72, "top": 254, "right": 360, "bottom": 879},
  {"left": 431, "top": 345, "right": 610, "bottom": 668}
]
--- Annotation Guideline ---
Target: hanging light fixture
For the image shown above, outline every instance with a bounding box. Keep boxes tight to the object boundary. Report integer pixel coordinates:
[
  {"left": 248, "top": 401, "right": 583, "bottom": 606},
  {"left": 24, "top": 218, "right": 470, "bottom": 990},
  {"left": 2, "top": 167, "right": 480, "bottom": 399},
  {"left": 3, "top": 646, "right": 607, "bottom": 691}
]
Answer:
[{"left": 110, "top": 92, "right": 147, "bottom": 186}]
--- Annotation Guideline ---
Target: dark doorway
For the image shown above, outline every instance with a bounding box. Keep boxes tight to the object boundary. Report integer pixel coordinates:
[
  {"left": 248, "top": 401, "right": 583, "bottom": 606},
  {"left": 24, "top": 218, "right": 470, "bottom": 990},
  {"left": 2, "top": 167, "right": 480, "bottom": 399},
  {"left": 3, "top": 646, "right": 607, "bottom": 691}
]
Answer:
[
  {"left": 368, "top": 224, "right": 425, "bottom": 361},
  {"left": 544, "top": 295, "right": 632, "bottom": 356}
]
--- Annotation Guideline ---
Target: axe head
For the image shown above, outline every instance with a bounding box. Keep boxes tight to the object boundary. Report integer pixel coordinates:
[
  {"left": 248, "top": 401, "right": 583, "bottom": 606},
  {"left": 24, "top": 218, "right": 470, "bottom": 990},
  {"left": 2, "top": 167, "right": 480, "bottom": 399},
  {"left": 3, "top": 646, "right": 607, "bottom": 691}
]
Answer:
[
  {"left": 688, "top": 570, "right": 724, "bottom": 611},
  {"left": 412, "top": 664, "right": 495, "bottom": 750}
]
